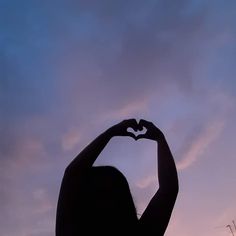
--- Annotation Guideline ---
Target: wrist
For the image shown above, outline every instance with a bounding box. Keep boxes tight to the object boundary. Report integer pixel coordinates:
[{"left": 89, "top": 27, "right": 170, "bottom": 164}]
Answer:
[
  {"left": 104, "top": 128, "right": 115, "bottom": 139},
  {"left": 154, "top": 133, "right": 165, "bottom": 142}
]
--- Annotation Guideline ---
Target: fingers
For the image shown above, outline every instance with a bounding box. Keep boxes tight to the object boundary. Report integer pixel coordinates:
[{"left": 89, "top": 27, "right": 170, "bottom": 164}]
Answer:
[
  {"left": 123, "top": 119, "right": 139, "bottom": 131},
  {"left": 139, "top": 119, "right": 164, "bottom": 141},
  {"left": 135, "top": 134, "right": 146, "bottom": 140},
  {"left": 139, "top": 119, "right": 153, "bottom": 129},
  {"left": 126, "top": 132, "right": 137, "bottom": 140},
  {"left": 113, "top": 119, "right": 163, "bottom": 141}
]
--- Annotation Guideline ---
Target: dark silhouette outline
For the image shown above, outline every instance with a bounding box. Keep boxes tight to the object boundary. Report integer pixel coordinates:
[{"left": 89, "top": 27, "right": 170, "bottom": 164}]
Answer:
[{"left": 56, "top": 119, "right": 179, "bottom": 235}]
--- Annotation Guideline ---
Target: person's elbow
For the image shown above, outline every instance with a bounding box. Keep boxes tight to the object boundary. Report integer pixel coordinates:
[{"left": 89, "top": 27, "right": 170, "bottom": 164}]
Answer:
[{"left": 64, "top": 164, "right": 76, "bottom": 180}]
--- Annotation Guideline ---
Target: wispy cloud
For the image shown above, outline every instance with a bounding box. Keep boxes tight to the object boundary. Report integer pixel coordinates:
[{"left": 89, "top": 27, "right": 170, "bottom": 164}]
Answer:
[
  {"left": 61, "top": 128, "right": 81, "bottom": 151},
  {"left": 33, "top": 188, "right": 54, "bottom": 214},
  {"left": 99, "top": 98, "right": 149, "bottom": 123},
  {"left": 135, "top": 174, "right": 156, "bottom": 189},
  {"left": 177, "top": 119, "right": 225, "bottom": 170}
]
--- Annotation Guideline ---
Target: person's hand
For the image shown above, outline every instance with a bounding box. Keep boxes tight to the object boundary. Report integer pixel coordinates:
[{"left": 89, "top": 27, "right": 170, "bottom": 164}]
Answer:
[
  {"left": 107, "top": 119, "right": 139, "bottom": 140},
  {"left": 136, "top": 119, "right": 165, "bottom": 141}
]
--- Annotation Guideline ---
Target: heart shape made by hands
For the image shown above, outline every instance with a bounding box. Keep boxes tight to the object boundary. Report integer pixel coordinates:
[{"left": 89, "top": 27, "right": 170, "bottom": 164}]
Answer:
[{"left": 127, "top": 127, "right": 147, "bottom": 138}]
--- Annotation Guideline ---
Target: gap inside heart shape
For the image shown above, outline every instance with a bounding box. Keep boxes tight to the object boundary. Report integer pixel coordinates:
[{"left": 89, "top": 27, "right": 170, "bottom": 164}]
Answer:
[{"left": 127, "top": 127, "right": 147, "bottom": 136}]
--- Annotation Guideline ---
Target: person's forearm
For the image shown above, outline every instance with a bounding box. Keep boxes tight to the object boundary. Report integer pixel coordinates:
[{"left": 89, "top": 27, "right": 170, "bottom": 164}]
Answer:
[
  {"left": 157, "top": 136, "right": 179, "bottom": 193},
  {"left": 64, "top": 119, "right": 138, "bottom": 177},
  {"left": 65, "top": 129, "right": 113, "bottom": 175}
]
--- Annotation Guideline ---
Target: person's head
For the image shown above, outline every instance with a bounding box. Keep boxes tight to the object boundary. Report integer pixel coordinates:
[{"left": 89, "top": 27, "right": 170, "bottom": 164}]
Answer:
[{"left": 77, "top": 166, "right": 138, "bottom": 233}]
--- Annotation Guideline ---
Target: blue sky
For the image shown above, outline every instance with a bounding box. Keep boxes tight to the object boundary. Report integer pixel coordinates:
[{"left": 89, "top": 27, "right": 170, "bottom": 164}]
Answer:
[{"left": 1, "top": 1, "right": 236, "bottom": 235}]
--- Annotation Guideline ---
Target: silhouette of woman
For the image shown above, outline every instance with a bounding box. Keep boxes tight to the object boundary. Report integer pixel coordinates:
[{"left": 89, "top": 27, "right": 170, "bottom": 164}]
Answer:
[{"left": 56, "top": 119, "right": 178, "bottom": 235}]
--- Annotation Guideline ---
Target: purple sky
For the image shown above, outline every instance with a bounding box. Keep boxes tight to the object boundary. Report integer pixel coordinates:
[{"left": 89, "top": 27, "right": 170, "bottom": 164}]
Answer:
[{"left": 1, "top": 1, "right": 236, "bottom": 235}]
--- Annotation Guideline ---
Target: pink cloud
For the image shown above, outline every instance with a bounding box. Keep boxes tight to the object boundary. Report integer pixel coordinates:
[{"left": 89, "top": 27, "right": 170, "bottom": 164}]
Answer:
[
  {"left": 177, "top": 120, "right": 225, "bottom": 171},
  {"left": 33, "top": 188, "right": 54, "bottom": 214},
  {"left": 135, "top": 174, "right": 156, "bottom": 189},
  {"left": 61, "top": 128, "right": 81, "bottom": 151},
  {"left": 98, "top": 98, "right": 149, "bottom": 122}
]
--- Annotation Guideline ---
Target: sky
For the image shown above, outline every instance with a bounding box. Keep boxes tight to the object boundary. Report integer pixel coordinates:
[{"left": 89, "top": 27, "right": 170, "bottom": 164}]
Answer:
[{"left": 0, "top": 0, "right": 236, "bottom": 235}]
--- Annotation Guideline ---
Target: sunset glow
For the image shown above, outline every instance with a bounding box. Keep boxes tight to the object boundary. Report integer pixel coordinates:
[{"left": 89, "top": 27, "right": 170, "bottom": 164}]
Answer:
[{"left": 1, "top": 1, "right": 236, "bottom": 235}]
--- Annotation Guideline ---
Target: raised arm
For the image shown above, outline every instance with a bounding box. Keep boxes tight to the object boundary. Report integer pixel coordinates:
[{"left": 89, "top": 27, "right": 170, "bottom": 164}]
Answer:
[
  {"left": 64, "top": 119, "right": 138, "bottom": 176},
  {"left": 56, "top": 119, "right": 138, "bottom": 236},
  {"left": 137, "top": 120, "right": 179, "bottom": 236}
]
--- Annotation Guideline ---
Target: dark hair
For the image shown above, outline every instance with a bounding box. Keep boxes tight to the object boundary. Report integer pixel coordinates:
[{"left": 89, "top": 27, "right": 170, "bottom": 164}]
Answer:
[{"left": 75, "top": 166, "right": 138, "bottom": 234}]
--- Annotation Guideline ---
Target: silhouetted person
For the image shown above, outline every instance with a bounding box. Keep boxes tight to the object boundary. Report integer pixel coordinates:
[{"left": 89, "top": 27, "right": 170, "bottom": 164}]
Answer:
[{"left": 56, "top": 119, "right": 179, "bottom": 235}]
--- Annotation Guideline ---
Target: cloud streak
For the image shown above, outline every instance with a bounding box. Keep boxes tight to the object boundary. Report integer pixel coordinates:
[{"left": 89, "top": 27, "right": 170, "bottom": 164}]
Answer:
[{"left": 177, "top": 119, "right": 225, "bottom": 170}]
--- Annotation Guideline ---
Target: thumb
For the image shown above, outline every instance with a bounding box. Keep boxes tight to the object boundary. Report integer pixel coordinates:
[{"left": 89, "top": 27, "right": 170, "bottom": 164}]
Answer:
[
  {"left": 126, "top": 132, "right": 137, "bottom": 140},
  {"left": 135, "top": 134, "right": 146, "bottom": 141}
]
